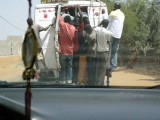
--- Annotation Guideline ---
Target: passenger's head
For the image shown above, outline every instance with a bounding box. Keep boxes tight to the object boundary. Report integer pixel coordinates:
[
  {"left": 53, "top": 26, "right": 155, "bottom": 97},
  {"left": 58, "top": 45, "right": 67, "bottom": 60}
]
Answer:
[
  {"left": 69, "top": 8, "right": 74, "bottom": 16},
  {"left": 27, "top": 18, "right": 33, "bottom": 26},
  {"left": 114, "top": 2, "right": 121, "bottom": 10},
  {"left": 84, "top": 24, "right": 92, "bottom": 34},
  {"left": 64, "top": 15, "right": 71, "bottom": 23},
  {"left": 100, "top": 19, "right": 109, "bottom": 28},
  {"left": 102, "top": 9, "right": 105, "bottom": 14},
  {"left": 64, "top": 9, "right": 69, "bottom": 14},
  {"left": 83, "top": 17, "right": 90, "bottom": 25}
]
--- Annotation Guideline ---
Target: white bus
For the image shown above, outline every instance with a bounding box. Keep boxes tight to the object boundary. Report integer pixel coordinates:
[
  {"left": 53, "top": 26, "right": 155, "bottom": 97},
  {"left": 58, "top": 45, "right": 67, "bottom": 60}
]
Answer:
[{"left": 34, "top": 0, "right": 108, "bottom": 81}]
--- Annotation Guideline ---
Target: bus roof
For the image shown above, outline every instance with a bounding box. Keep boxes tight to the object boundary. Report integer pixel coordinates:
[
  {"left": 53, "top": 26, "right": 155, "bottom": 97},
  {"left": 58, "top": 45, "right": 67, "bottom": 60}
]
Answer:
[{"left": 36, "top": 1, "right": 107, "bottom": 9}]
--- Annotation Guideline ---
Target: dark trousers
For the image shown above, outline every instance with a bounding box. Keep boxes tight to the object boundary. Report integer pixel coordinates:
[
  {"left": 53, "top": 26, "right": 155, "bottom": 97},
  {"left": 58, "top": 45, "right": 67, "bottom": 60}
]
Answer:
[
  {"left": 87, "top": 56, "right": 96, "bottom": 86},
  {"left": 59, "top": 54, "right": 73, "bottom": 81},
  {"left": 95, "top": 51, "right": 110, "bottom": 86},
  {"left": 72, "top": 53, "right": 79, "bottom": 83}
]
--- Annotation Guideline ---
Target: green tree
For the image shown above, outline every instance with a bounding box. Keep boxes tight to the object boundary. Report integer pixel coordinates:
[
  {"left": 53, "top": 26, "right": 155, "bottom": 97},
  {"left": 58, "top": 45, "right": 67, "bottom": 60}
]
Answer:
[
  {"left": 134, "top": 0, "right": 150, "bottom": 57},
  {"left": 120, "top": 0, "right": 139, "bottom": 68},
  {"left": 146, "top": 0, "right": 160, "bottom": 48}
]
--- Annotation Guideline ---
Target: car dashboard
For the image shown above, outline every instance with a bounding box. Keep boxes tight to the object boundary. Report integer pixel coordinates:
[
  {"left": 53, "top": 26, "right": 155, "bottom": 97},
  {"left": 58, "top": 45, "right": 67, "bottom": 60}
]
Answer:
[{"left": 0, "top": 88, "right": 160, "bottom": 120}]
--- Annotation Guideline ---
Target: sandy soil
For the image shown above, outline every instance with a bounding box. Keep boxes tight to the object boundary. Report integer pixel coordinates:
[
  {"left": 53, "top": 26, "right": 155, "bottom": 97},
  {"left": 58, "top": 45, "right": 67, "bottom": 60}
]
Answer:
[
  {"left": 0, "top": 55, "right": 24, "bottom": 82},
  {"left": 0, "top": 55, "right": 160, "bottom": 87},
  {"left": 105, "top": 69, "right": 160, "bottom": 87}
]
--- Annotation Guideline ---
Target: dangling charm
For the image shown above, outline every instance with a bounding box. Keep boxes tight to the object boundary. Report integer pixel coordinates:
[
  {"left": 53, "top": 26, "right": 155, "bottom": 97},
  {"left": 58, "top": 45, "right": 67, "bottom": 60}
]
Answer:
[
  {"left": 22, "top": 17, "right": 38, "bottom": 120},
  {"left": 22, "top": 18, "right": 38, "bottom": 80}
]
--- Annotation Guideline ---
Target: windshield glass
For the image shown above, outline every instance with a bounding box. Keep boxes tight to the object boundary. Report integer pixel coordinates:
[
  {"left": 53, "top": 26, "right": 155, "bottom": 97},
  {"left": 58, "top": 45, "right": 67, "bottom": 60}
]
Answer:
[{"left": 0, "top": 0, "right": 160, "bottom": 88}]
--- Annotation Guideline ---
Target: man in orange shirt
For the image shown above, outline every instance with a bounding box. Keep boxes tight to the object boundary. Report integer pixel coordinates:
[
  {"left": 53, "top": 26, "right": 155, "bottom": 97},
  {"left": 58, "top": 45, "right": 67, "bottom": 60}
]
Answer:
[{"left": 58, "top": 15, "right": 75, "bottom": 84}]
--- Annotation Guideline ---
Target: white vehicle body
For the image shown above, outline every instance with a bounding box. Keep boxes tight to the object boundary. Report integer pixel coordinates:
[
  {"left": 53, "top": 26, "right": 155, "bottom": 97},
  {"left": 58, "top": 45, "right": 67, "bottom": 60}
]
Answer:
[{"left": 34, "top": 0, "right": 108, "bottom": 80}]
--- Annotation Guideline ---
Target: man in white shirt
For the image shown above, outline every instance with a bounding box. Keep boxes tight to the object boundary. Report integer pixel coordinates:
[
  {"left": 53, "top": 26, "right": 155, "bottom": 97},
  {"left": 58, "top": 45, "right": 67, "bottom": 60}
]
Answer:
[
  {"left": 94, "top": 19, "right": 112, "bottom": 86},
  {"left": 101, "top": 9, "right": 108, "bottom": 20},
  {"left": 27, "top": 18, "right": 53, "bottom": 72},
  {"left": 107, "top": 2, "right": 125, "bottom": 71}
]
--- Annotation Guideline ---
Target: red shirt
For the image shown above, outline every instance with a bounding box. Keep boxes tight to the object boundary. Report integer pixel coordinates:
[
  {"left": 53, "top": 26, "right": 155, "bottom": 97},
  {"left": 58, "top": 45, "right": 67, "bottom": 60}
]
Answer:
[{"left": 59, "top": 16, "right": 75, "bottom": 55}]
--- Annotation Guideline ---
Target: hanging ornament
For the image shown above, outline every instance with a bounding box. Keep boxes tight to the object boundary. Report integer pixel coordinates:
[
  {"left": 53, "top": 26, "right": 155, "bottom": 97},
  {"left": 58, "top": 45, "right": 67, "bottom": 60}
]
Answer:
[{"left": 22, "top": 0, "right": 38, "bottom": 120}]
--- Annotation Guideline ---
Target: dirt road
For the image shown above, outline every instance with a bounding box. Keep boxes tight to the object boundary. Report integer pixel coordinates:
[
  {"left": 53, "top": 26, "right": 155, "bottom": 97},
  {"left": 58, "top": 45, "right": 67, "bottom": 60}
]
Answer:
[
  {"left": 105, "top": 70, "right": 159, "bottom": 87},
  {"left": 0, "top": 55, "right": 160, "bottom": 87},
  {"left": 0, "top": 55, "right": 24, "bottom": 82}
]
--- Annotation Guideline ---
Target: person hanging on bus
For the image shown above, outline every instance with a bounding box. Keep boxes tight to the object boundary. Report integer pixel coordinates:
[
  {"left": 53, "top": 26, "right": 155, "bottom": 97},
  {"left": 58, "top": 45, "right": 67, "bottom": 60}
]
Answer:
[
  {"left": 82, "top": 24, "right": 97, "bottom": 86},
  {"left": 107, "top": 2, "right": 125, "bottom": 71},
  {"left": 94, "top": 19, "right": 112, "bottom": 86},
  {"left": 61, "top": 8, "right": 74, "bottom": 24},
  {"left": 58, "top": 15, "right": 76, "bottom": 84},
  {"left": 72, "top": 5, "right": 85, "bottom": 84},
  {"left": 26, "top": 18, "right": 53, "bottom": 75},
  {"left": 101, "top": 9, "right": 108, "bottom": 20}
]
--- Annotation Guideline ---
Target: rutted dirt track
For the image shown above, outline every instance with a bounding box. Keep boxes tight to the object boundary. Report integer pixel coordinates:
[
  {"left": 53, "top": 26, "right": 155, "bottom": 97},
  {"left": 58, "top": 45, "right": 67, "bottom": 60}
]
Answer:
[{"left": 0, "top": 55, "right": 160, "bottom": 87}]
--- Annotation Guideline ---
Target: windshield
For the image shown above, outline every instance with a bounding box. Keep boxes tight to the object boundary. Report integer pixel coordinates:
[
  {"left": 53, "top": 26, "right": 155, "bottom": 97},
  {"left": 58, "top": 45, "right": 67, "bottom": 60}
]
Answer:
[{"left": 0, "top": 0, "right": 160, "bottom": 89}]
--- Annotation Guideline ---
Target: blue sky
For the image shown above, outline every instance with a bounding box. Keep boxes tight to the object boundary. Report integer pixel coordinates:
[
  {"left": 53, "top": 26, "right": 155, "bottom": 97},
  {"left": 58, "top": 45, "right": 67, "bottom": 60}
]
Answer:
[{"left": 0, "top": 0, "right": 40, "bottom": 40}]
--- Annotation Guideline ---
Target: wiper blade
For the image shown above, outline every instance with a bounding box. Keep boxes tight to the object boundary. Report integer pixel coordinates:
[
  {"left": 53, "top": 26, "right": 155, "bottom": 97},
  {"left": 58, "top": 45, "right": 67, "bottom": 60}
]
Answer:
[
  {"left": 0, "top": 81, "right": 8, "bottom": 86},
  {"left": 0, "top": 81, "right": 26, "bottom": 88},
  {"left": 146, "top": 85, "right": 160, "bottom": 89},
  {"left": 3, "top": 81, "right": 159, "bottom": 89},
  {"left": 0, "top": 81, "right": 84, "bottom": 88}
]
